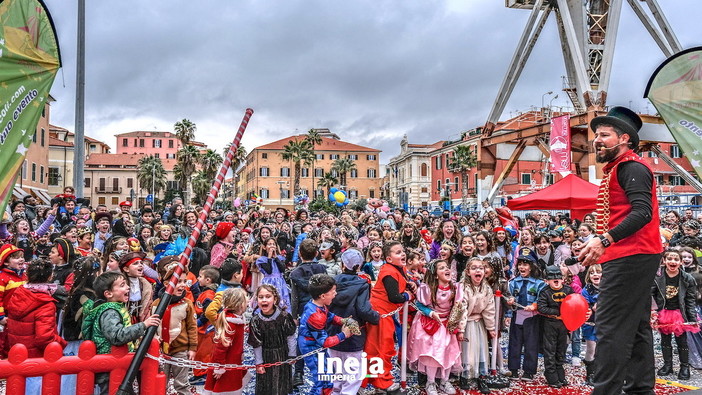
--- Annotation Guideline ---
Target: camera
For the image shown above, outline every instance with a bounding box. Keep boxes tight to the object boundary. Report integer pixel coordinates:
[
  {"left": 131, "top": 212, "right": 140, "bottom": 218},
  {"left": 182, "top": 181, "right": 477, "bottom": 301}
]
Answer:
[{"left": 564, "top": 257, "right": 580, "bottom": 266}]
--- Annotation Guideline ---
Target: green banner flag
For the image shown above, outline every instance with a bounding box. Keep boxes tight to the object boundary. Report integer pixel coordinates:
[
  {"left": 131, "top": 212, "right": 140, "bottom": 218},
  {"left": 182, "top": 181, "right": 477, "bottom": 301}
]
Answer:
[
  {"left": 645, "top": 47, "right": 702, "bottom": 180},
  {"left": 0, "top": 0, "right": 61, "bottom": 215}
]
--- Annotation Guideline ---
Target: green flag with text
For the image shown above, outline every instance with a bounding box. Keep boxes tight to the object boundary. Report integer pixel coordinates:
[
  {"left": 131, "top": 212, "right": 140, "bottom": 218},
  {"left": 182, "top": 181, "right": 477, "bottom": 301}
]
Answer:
[
  {"left": 0, "top": 0, "right": 60, "bottom": 215},
  {"left": 645, "top": 47, "right": 702, "bottom": 180}
]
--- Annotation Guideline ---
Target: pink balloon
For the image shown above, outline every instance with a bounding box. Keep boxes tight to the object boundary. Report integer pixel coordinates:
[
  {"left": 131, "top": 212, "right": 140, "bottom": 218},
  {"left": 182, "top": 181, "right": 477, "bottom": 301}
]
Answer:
[
  {"left": 560, "top": 293, "right": 589, "bottom": 331},
  {"left": 234, "top": 198, "right": 241, "bottom": 207}
]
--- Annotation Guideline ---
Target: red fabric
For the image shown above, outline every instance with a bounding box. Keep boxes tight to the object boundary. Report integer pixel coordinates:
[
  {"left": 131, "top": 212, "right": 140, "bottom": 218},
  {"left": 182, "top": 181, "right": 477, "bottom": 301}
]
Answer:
[
  {"left": 215, "top": 222, "right": 235, "bottom": 240},
  {"left": 204, "top": 312, "right": 246, "bottom": 393},
  {"left": 419, "top": 314, "right": 441, "bottom": 335},
  {"left": 6, "top": 286, "right": 66, "bottom": 358},
  {"left": 370, "top": 263, "right": 407, "bottom": 314},
  {"left": 596, "top": 151, "right": 662, "bottom": 263},
  {"left": 193, "top": 331, "right": 215, "bottom": 377},
  {"left": 307, "top": 310, "right": 329, "bottom": 330},
  {"left": 506, "top": 174, "right": 599, "bottom": 220}
]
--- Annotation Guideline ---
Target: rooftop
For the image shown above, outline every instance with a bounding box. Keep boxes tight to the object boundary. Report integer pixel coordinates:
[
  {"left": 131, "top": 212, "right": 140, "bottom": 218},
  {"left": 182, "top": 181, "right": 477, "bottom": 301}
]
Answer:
[
  {"left": 85, "top": 153, "right": 178, "bottom": 170},
  {"left": 255, "top": 135, "right": 380, "bottom": 152}
]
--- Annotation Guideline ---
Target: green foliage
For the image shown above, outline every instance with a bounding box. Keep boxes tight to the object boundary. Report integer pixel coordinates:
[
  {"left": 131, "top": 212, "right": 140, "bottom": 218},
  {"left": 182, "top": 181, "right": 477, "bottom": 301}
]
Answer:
[
  {"left": 348, "top": 198, "right": 368, "bottom": 211},
  {"left": 308, "top": 197, "right": 339, "bottom": 215}
]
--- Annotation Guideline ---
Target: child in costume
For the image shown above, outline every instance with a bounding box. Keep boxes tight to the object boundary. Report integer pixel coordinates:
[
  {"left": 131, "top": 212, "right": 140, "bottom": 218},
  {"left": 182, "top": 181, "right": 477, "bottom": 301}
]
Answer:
[
  {"left": 0, "top": 205, "right": 56, "bottom": 261},
  {"left": 82, "top": 272, "right": 160, "bottom": 394},
  {"left": 506, "top": 247, "right": 545, "bottom": 380},
  {"left": 152, "top": 265, "right": 198, "bottom": 395},
  {"left": 0, "top": 244, "right": 27, "bottom": 358},
  {"left": 191, "top": 265, "right": 220, "bottom": 385},
  {"left": 537, "top": 265, "right": 574, "bottom": 388},
  {"left": 458, "top": 257, "right": 496, "bottom": 394},
  {"left": 361, "top": 240, "right": 384, "bottom": 282},
  {"left": 652, "top": 249, "right": 699, "bottom": 380},
  {"left": 254, "top": 237, "right": 290, "bottom": 310},
  {"left": 408, "top": 258, "right": 463, "bottom": 395},
  {"left": 328, "top": 249, "right": 380, "bottom": 395},
  {"left": 248, "top": 284, "right": 297, "bottom": 395},
  {"left": 365, "top": 241, "right": 416, "bottom": 395},
  {"left": 204, "top": 287, "right": 250, "bottom": 395},
  {"left": 118, "top": 251, "right": 153, "bottom": 323},
  {"left": 298, "top": 273, "right": 353, "bottom": 395},
  {"left": 581, "top": 263, "right": 602, "bottom": 385}
]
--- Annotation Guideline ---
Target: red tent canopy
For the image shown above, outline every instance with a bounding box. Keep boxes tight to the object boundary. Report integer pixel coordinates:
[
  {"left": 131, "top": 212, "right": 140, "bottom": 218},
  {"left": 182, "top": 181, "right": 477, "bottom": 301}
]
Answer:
[{"left": 506, "top": 174, "right": 599, "bottom": 220}]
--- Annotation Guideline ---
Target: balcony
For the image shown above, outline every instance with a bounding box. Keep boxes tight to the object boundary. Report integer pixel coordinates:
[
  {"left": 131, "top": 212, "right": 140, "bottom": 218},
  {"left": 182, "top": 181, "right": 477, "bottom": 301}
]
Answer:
[{"left": 95, "top": 186, "right": 122, "bottom": 194}]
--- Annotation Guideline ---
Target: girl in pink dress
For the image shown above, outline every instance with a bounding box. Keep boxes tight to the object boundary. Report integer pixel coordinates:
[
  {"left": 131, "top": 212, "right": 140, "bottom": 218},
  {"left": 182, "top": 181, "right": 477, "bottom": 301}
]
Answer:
[{"left": 408, "top": 259, "right": 463, "bottom": 395}]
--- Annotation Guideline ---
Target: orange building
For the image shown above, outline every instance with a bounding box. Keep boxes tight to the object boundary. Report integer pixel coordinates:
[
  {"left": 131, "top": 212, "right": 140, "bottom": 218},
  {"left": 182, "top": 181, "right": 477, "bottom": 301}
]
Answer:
[
  {"left": 12, "top": 96, "right": 53, "bottom": 204},
  {"left": 115, "top": 131, "right": 206, "bottom": 158},
  {"left": 239, "top": 131, "right": 382, "bottom": 208}
]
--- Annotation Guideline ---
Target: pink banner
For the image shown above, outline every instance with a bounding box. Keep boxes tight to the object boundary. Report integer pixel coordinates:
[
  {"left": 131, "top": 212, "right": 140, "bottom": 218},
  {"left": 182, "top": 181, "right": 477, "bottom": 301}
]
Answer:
[{"left": 549, "top": 115, "right": 571, "bottom": 172}]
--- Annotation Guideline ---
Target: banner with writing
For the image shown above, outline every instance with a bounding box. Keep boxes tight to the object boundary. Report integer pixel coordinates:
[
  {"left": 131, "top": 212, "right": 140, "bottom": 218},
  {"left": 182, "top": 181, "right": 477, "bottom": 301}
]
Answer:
[
  {"left": 645, "top": 47, "right": 702, "bottom": 180},
  {"left": 549, "top": 114, "right": 571, "bottom": 172},
  {"left": 0, "top": 0, "right": 61, "bottom": 214}
]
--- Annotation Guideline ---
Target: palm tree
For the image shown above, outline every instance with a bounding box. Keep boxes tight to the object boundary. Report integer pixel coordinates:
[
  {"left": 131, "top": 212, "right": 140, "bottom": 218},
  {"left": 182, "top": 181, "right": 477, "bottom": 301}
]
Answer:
[
  {"left": 191, "top": 170, "right": 210, "bottom": 205},
  {"left": 331, "top": 157, "right": 356, "bottom": 189},
  {"left": 175, "top": 144, "right": 200, "bottom": 203},
  {"left": 199, "top": 149, "right": 223, "bottom": 180},
  {"left": 137, "top": 155, "right": 167, "bottom": 201},
  {"left": 174, "top": 119, "right": 196, "bottom": 145},
  {"left": 317, "top": 172, "right": 338, "bottom": 196},
  {"left": 223, "top": 143, "right": 248, "bottom": 171},
  {"left": 280, "top": 139, "right": 313, "bottom": 196},
  {"left": 305, "top": 129, "right": 323, "bottom": 198},
  {"left": 449, "top": 144, "right": 478, "bottom": 208}
]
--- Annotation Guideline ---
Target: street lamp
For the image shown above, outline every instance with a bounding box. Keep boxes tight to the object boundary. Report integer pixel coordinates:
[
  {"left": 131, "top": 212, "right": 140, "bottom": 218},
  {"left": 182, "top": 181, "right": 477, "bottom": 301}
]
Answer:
[{"left": 541, "top": 91, "right": 554, "bottom": 109}]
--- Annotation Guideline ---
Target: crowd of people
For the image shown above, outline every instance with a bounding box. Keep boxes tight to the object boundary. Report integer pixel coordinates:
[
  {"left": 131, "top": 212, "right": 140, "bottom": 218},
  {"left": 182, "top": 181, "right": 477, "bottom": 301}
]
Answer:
[{"left": 1, "top": 184, "right": 701, "bottom": 395}]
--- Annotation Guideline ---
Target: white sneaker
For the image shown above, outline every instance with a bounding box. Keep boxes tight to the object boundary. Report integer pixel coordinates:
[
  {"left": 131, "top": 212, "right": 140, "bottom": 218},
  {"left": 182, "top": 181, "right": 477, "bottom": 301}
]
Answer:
[
  {"left": 425, "top": 382, "right": 439, "bottom": 395},
  {"left": 572, "top": 356, "right": 582, "bottom": 367},
  {"left": 440, "top": 380, "right": 457, "bottom": 395}
]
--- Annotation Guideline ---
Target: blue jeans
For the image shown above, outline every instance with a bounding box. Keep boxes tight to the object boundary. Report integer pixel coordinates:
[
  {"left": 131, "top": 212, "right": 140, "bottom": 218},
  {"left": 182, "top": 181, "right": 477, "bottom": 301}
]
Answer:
[{"left": 570, "top": 327, "right": 581, "bottom": 358}]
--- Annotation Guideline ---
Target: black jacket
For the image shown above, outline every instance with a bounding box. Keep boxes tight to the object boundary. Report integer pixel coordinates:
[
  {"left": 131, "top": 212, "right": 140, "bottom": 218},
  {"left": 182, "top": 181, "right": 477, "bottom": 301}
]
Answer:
[
  {"left": 289, "top": 260, "right": 328, "bottom": 318},
  {"left": 327, "top": 273, "right": 380, "bottom": 352},
  {"left": 652, "top": 270, "right": 698, "bottom": 322}
]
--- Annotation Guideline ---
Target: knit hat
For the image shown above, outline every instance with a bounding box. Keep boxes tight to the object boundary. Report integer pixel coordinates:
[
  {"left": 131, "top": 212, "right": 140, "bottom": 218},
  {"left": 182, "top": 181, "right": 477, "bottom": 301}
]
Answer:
[
  {"left": 341, "top": 249, "right": 364, "bottom": 271},
  {"left": 0, "top": 244, "right": 23, "bottom": 266},
  {"left": 54, "top": 238, "right": 75, "bottom": 263},
  {"left": 94, "top": 212, "right": 112, "bottom": 225},
  {"left": 215, "top": 222, "right": 235, "bottom": 239},
  {"left": 119, "top": 251, "right": 146, "bottom": 270}
]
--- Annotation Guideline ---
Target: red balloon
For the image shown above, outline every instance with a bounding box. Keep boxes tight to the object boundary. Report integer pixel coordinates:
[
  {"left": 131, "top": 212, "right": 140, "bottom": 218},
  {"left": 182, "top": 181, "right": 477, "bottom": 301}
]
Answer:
[{"left": 560, "top": 293, "right": 589, "bottom": 331}]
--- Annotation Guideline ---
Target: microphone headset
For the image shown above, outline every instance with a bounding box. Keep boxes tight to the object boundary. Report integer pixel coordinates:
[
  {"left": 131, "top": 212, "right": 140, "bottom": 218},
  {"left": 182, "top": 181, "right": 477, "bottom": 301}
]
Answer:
[{"left": 595, "top": 142, "right": 628, "bottom": 152}]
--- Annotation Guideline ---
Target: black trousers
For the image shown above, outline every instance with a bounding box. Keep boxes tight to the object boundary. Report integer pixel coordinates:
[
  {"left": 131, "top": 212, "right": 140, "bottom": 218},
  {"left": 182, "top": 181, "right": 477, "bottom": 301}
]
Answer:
[
  {"left": 508, "top": 315, "right": 540, "bottom": 374},
  {"left": 592, "top": 253, "right": 660, "bottom": 395},
  {"left": 542, "top": 319, "right": 568, "bottom": 385}
]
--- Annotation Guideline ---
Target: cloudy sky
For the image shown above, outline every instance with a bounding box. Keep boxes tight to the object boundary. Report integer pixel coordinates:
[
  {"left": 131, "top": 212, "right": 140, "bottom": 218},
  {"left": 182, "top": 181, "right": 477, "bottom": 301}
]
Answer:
[{"left": 43, "top": 0, "right": 698, "bottom": 163}]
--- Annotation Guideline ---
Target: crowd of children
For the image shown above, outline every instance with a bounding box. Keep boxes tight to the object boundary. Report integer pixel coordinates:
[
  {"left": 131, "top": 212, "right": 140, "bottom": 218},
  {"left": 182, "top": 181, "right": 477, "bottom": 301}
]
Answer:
[{"left": 1, "top": 192, "right": 702, "bottom": 394}]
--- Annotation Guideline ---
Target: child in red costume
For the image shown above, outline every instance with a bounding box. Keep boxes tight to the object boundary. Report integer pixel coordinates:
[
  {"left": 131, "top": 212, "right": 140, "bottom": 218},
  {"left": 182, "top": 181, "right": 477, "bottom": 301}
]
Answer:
[
  {"left": 0, "top": 244, "right": 27, "bottom": 358},
  {"left": 364, "top": 241, "right": 416, "bottom": 395}
]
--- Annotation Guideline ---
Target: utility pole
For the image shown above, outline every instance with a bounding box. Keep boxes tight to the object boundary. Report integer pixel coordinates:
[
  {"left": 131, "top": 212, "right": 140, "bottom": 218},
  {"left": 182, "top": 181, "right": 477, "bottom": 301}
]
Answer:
[{"left": 73, "top": 0, "right": 86, "bottom": 197}]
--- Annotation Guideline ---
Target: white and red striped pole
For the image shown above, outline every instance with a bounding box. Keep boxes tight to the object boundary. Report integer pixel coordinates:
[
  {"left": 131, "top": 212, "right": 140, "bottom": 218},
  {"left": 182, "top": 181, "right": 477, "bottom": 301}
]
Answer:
[{"left": 118, "top": 108, "right": 253, "bottom": 394}]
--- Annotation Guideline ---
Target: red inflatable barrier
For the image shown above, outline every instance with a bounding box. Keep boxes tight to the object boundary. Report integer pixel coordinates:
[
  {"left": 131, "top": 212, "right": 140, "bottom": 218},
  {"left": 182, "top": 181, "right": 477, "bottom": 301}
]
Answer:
[{"left": 0, "top": 339, "right": 166, "bottom": 395}]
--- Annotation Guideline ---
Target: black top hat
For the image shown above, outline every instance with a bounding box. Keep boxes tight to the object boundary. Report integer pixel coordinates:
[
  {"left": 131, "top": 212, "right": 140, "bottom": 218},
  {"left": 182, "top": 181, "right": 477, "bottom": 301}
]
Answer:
[{"left": 590, "top": 106, "right": 643, "bottom": 148}]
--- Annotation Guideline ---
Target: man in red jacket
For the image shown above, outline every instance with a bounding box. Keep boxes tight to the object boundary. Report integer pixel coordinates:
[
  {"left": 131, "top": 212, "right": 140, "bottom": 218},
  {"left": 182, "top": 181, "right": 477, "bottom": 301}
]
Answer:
[
  {"left": 7, "top": 258, "right": 66, "bottom": 358},
  {"left": 580, "top": 106, "right": 662, "bottom": 395}
]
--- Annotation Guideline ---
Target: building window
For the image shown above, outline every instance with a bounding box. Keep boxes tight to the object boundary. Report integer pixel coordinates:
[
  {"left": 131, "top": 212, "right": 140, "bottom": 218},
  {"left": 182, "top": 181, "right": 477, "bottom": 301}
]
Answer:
[
  {"left": 123, "top": 138, "right": 128, "bottom": 147},
  {"left": 435, "top": 156, "right": 442, "bottom": 170},
  {"left": 330, "top": 154, "right": 339, "bottom": 160},
  {"left": 349, "top": 190, "right": 358, "bottom": 199},
  {"left": 437, "top": 179, "right": 441, "bottom": 191},
  {"left": 446, "top": 153, "right": 451, "bottom": 168},
  {"left": 260, "top": 189, "right": 269, "bottom": 199},
  {"left": 134, "top": 138, "right": 137, "bottom": 147},
  {"left": 350, "top": 169, "right": 358, "bottom": 178},
  {"left": 281, "top": 189, "right": 290, "bottom": 199},
  {"left": 445, "top": 178, "right": 450, "bottom": 192},
  {"left": 99, "top": 178, "right": 106, "bottom": 191},
  {"left": 84, "top": 177, "right": 91, "bottom": 187},
  {"left": 40, "top": 166, "right": 44, "bottom": 183},
  {"left": 48, "top": 167, "right": 60, "bottom": 186},
  {"left": 262, "top": 153, "right": 268, "bottom": 159},
  {"left": 521, "top": 173, "right": 532, "bottom": 185},
  {"left": 41, "top": 128, "right": 45, "bottom": 146},
  {"left": 670, "top": 175, "right": 686, "bottom": 186},
  {"left": 348, "top": 154, "right": 358, "bottom": 160},
  {"left": 112, "top": 197, "right": 119, "bottom": 206},
  {"left": 421, "top": 187, "right": 428, "bottom": 193},
  {"left": 299, "top": 189, "right": 309, "bottom": 197},
  {"left": 655, "top": 175, "right": 664, "bottom": 185},
  {"left": 369, "top": 189, "right": 375, "bottom": 198},
  {"left": 367, "top": 155, "right": 376, "bottom": 161},
  {"left": 168, "top": 139, "right": 174, "bottom": 148},
  {"left": 649, "top": 151, "right": 658, "bottom": 158},
  {"left": 421, "top": 163, "right": 428, "bottom": 177},
  {"left": 454, "top": 177, "right": 459, "bottom": 189},
  {"left": 153, "top": 139, "right": 161, "bottom": 148},
  {"left": 301, "top": 168, "right": 309, "bottom": 177},
  {"left": 367, "top": 168, "right": 377, "bottom": 178},
  {"left": 331, "top": 169, "right": 338, "bottom": 177},
  {"left": 316, "top": 154, "right": 324, "bottom": 160},
  {"left": 315, "top": 168, "right": 324, "bottom": 177},
  {"left": 98, "top": 197, "right": 105, "bottom": 205},
  {"left": 167, "top": 180, "right": 179, "bottom": 190},
  {"left": 22, "top": 160, "right": 27, "bottom": 180},
  {"left": 31, "top": 163, "right": 36, "bottom": 182},
  {"left": 166, "top": 153, "right": 175, "bottom": 159},
  {"left": 547, "top": 174, "right": 555, "bottom": 185},
  {"left": 127, "top": 178, "right": 134, "bottom": 188},
  {"left": 32, "top": 131, "right": 36, "bottom": 143},
  {"left": 113, "top": 178, "right": 119, "bottom": 191},
  {"left": 259, "top": 167, "right": 269, "bottom": 177},
  {"left": 154, "top": 153, "right": 160, "bottom": 158},
  {"left": 671, "top": 144, "right": 681, "bottom": 158},
  {"left": 281, "top": 167, "right": 290, "bottom": 177},
  {"left": 90, "top": 144, "right": 96, "bottom": 151},
  {"left": 139, "top": 139, "right": 145, "bottom": 148}
]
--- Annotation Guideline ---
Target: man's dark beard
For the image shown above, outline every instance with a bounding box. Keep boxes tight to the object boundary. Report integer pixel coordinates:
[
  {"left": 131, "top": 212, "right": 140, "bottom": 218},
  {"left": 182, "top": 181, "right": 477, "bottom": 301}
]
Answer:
[{"left": 595, "top": 147, "right": 619, "bottom": 163}]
